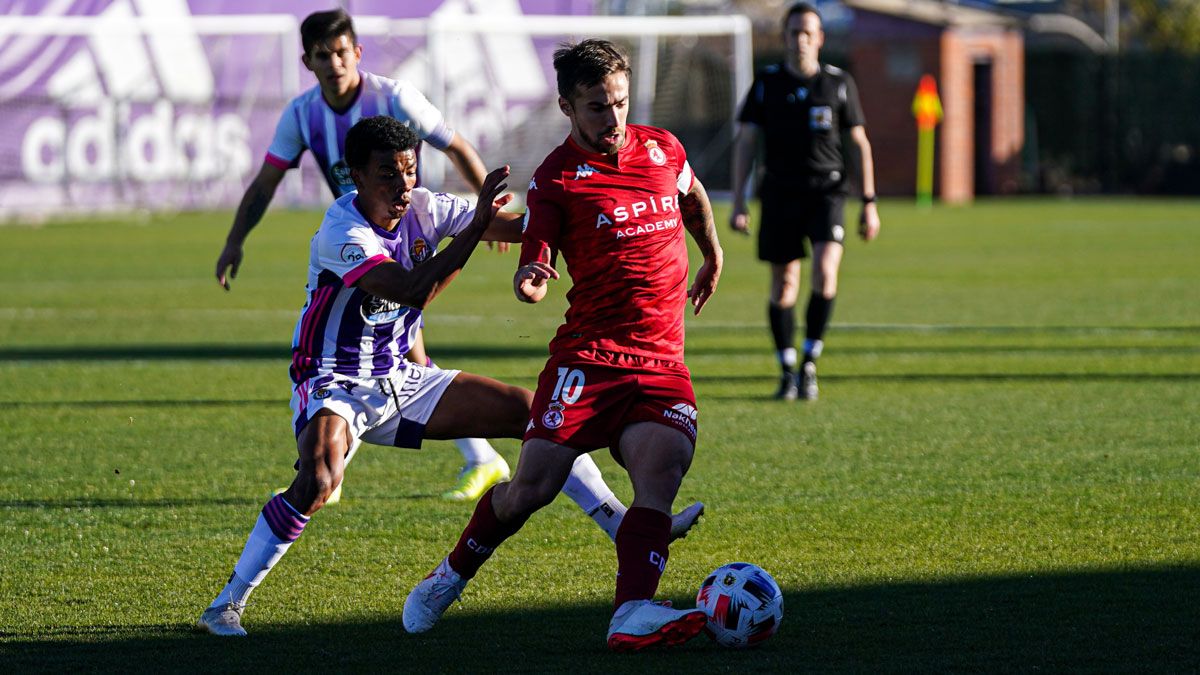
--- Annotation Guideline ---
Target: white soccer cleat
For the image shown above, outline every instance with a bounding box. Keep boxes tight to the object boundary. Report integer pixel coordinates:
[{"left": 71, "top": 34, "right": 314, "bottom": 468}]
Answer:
[
  {"left": 196, "top": 602, "right": 247, "bottom": 637},
  {"left": 403, "top": 557, "right": 468, "bottom": 634},
  {"left": 606, "top": 599, "right": 707, "bottom": 652},
  {"left": 669, "top": 501, "right": 705, "bottom": 542}
]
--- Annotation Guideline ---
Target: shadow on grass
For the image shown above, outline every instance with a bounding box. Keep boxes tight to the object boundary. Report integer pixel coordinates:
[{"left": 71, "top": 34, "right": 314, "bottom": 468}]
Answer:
[
  {"left": 0, "top": 344, "right": 551, "bottom": 362},
  {"left": 695, "top": 372, "right": 1200, "bottom": 388},
  {"left": 1, "top": 567, "right": 1195, "bottom": 672}
]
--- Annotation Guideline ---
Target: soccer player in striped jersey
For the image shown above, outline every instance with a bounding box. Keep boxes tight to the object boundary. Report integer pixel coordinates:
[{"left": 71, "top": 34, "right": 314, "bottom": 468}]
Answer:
[
  {"left": 198, "top": 116, "right": 701, "bottom": 637},
  {"left": 213, "top": 9, "right": 503, "bottom": 503}
]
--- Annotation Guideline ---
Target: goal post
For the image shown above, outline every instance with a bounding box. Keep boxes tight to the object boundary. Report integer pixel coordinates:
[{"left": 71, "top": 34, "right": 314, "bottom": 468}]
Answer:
[{"left": 363, "top": 13, "right": 753, "bottom": 197}]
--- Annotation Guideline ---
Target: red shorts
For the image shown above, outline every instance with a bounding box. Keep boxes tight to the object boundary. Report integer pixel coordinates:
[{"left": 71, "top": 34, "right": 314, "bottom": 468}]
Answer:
[{"left": 524, "top": 350, "right": 699, "bottom": 455}]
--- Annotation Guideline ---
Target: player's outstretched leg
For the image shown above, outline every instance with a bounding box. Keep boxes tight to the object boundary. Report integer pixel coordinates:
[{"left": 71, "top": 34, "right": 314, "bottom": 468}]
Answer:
[
  {"left": 560, "top": 454, "right": 705, "bottom": 542},
  {"left": 403, "top": 487, "right": 532, "bottom": 633},
  {"left": 197, "top": 493, "right": 311, "bottom": 636},
  {"left": 443, "top": 438, "right": 511, "bottom": 502}
]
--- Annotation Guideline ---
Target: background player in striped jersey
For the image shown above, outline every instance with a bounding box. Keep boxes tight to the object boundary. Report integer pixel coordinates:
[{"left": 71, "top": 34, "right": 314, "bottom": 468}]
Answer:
[
  {"left": 403, "top": 40, "right": 723, "bottom": 651},
  {"left": 211, "top": 9, "right": 509, "bottom": 504},
  {"left": 199, "top": 117, "right": 699, "bottom": 637}
]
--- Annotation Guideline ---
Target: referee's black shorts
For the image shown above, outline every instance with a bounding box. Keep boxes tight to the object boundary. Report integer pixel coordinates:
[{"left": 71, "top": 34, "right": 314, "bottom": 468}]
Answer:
[{"left": 757, "top": 174, "right": 847, "bottom": 264}]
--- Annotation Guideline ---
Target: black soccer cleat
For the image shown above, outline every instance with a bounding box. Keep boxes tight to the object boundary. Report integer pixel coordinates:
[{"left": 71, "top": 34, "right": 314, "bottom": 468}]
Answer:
[{"left": 774, "top": 372, "right": 799, "bottom": 401}]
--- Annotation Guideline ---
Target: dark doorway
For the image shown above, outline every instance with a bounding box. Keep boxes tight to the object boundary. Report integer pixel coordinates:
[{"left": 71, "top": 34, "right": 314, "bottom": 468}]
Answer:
[{"left": 973, "top": 61, "right": 994, "bottom": 196}]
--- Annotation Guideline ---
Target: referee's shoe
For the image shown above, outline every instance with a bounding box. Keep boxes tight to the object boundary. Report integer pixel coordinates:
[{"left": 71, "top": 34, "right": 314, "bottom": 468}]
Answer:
[{"left": 775, "top": 371, "right": 799, "bottom": 401}]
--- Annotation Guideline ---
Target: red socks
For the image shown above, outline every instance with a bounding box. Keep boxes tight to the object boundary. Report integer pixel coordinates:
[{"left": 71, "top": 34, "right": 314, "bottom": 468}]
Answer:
[
  {"left": 447, "top": 488, "right": 528, "bottom": 580},
  {"left": 613, "top": 507, "right": 671, "bottom": 609}
]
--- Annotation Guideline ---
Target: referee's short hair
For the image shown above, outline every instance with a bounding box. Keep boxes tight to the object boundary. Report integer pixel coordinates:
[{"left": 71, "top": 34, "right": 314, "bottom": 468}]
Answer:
[
  {"left": 345, "top": 116, "right": 418, "bottom": 169},
  {"left": 784, "top": 2, "right": 821, "bottom": 27}
]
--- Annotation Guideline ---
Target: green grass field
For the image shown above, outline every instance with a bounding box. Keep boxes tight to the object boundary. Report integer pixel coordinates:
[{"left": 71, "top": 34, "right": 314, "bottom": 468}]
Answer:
[{"left": 1, "top": 198, "right": 1197, "bottom": 672}]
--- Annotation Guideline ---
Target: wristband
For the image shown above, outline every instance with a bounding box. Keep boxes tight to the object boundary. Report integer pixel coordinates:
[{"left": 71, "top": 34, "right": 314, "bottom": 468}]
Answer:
[{"left": 861, "top": 195, "right": 877, "bottom": 204}]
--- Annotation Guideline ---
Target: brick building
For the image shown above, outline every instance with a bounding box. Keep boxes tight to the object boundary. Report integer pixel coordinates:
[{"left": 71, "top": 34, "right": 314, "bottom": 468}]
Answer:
[{"left": 843, "top": 0, "right": 1024, "bottom": 202}]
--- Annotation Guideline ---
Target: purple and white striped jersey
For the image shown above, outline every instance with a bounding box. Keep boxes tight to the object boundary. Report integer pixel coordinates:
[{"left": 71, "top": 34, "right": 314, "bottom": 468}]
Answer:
[
  {"left": 289, "top": 188, "right": 475, "bottom": 384},
  {"left": 265, "top": 70, "right": 456, "bottom": 196}
]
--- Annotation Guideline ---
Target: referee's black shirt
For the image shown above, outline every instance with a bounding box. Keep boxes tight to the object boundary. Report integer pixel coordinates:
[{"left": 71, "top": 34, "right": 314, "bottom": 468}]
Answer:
[{"left": 738, "top": 62, "right": 865, "bottom": 185}]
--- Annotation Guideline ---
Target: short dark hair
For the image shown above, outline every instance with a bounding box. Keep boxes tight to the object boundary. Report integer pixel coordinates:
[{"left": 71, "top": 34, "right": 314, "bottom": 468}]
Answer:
[
  {"left": 784, "top": 2, "right": 821, "bottom": 27},
  {"left": 345, "top": 116, "right": 418, "bottom": 169},
  {"left": 300, "top": 9, "right": 357, "bottom": 56},
  {"left": 552, "top": 39, "right": 631, "bottom": 101}
]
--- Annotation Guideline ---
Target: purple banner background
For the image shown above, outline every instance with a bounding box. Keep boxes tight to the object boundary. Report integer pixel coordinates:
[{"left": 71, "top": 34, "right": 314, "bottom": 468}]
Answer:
[{"left": 0, "top": 0, "right": 591, "bottom": 217}]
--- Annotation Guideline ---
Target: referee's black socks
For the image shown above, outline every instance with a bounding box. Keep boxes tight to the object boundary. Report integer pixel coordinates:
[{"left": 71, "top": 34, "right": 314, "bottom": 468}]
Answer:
[
  {"left": 768, "top": 302, "right": 797, "bottom": 373},
  {"left": 804, "top": 292, "right": 836, "bottom": 362}
]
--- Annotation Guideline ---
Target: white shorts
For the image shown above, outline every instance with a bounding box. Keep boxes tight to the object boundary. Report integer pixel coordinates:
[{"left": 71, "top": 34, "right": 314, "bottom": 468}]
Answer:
[{"left": 290, "top": 363, "right": 460, "bottom": 449}]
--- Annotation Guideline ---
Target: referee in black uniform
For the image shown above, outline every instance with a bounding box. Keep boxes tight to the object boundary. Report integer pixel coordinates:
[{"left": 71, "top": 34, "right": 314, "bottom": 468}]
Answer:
[{"left": 730, "top": 1, "right": 881, "bottom": 401}]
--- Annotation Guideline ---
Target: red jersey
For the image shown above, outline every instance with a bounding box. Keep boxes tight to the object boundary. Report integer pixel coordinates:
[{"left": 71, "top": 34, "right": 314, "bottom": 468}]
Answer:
[{"left": 520, "top": 124, "right": 696, "bottom": 362}]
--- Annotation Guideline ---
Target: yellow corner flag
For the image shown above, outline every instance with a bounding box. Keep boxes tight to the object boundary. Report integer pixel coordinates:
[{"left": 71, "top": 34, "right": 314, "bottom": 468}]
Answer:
[{"left": 912, "top": 74, "right": 942, "bottom": 207}]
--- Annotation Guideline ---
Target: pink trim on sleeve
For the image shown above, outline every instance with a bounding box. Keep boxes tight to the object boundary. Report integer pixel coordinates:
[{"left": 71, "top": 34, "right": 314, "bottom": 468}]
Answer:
[
  {"left": 264, "top": 152, "right": 296, "bottom": 170},
  {"left": 342, "top": 254, "right": 389, "bottom": 287}
]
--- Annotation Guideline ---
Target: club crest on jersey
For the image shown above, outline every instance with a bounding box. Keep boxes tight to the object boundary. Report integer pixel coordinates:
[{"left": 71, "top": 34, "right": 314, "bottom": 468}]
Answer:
[
  {"left": 574, "top": 163, "right": 599, "bottom": 180},
  {"left": 340, "top": 244, "right": 367, "bottom": 264},
  {"left": 542, "top": 401, "right": 565, "bottom": 429},
  {"left": 409, "top": 237, "right": 431, "bottom": 263},
  {"left": 644, "top": 140, "right": 667, "bottom": 166},
  {"left": 312, "top": 388, "right": 331, "bottom": 400}
]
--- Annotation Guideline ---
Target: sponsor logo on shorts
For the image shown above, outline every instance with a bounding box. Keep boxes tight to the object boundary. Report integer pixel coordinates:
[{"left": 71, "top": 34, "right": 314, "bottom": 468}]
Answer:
[
  {"left": 649, "top": 550, "right": 667, "bottom": 572},
  {"left": 313, "top": 388, "right": 331, "bottom": 400},
  {"left": 662, "top": 402, "right": 698, "bottom": 437},
  {"left": 832, "top": 225, "right": 845, "bottom": 243},
  {"left": 340, "top": 244, "right": 367, "bottom": 264},
  {"left": 409, "top": 237, "right": 431, "bottom": 263}
]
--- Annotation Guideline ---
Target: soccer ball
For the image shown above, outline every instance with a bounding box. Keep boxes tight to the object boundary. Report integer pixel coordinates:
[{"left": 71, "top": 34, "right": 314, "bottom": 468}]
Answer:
[{"left": 695, "top": 562, "right": 784, "bottom": 648}]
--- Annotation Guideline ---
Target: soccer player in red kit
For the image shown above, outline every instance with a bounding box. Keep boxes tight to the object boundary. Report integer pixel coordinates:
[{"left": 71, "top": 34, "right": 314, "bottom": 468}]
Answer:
[{"left": 403, "top": 39, "right": 724, "bottom": 651}]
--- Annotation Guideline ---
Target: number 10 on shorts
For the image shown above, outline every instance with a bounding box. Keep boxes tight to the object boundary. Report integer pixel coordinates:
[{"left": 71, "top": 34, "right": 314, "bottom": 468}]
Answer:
[{"left": 552, "top": 367, "right": 586, "bottom": 404}]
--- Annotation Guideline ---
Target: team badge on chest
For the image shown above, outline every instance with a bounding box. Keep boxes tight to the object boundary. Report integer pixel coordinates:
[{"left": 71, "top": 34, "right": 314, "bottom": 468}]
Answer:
[
  {"left": 410, "top": 237, "right": 430, "bottom": 263},
  {"left": 644, "top": 140, "right": 666, "bottom": 166}
]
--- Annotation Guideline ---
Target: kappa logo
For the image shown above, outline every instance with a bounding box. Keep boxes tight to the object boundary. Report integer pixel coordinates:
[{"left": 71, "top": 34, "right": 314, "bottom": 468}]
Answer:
[
  {"left": 644, "top": 140, "right": 666, "bottom": 166},
  {"left": 335, "top": 380, "right": 359, "bottom": 395},
  {"left": 574, "top": 163, "right": 599, "bottom": 180},
  {"left": 528, "top": 177, "right": 538, "bottom": 191}
]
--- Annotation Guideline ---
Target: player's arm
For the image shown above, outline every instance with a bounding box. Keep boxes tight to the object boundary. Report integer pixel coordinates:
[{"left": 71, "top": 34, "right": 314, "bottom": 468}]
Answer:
[
  {"left": 729, "top": 122, "right": 759, "bottom": 236},
  {"left": 849, "top": 125, "right": 881, "bottom": 241},
  {"left": 680, "top": 177, "right": 723, "bottom": 315},
  {"left": 513, "top": 246, "right": 558, "bottom": 304},
  {"left": 482, "top": 210, "right": 525, "bottom": 244},
  {"left": 440, "top": 133, "right": 487, "bottom": 193},
  {"left": 356, "top": 166, "right": 511, "bottom": 309},
  {"left": 215, "top": 162, "right": 287, "bottom": 289}
]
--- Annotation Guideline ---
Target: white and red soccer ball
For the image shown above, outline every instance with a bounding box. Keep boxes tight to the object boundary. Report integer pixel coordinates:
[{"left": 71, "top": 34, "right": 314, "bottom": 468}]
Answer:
[{"left": 695, "top": 562, "right": 784, "bottom": 648}]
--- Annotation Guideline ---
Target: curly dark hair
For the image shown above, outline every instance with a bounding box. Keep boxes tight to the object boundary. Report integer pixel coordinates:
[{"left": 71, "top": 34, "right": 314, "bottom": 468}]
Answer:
[
  {"left": 345, "top": 116, "right": 419, "bottom": 169},
  {"left": 552, "top": 38, "right": 631, "bottom": 101}
]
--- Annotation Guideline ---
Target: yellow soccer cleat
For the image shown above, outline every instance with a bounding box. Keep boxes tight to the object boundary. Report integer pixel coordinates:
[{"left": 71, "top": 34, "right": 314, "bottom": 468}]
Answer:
[{"left": 442, "top": 456, "right": 511, "bottom": 502}]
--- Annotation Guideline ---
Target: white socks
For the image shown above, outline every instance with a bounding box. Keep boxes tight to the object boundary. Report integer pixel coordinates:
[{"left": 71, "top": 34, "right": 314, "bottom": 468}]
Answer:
[
  {"left": 455, "top": 437, "right": 500, "bottom": 466},
  {"left": 561, "top": 454, "right": 627, "bottom": 541}
]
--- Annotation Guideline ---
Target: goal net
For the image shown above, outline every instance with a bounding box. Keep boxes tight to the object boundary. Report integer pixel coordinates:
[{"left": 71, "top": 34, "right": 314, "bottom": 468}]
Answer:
[{"left": 364, "top": 13, "right": 752, "bottom": 201}]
